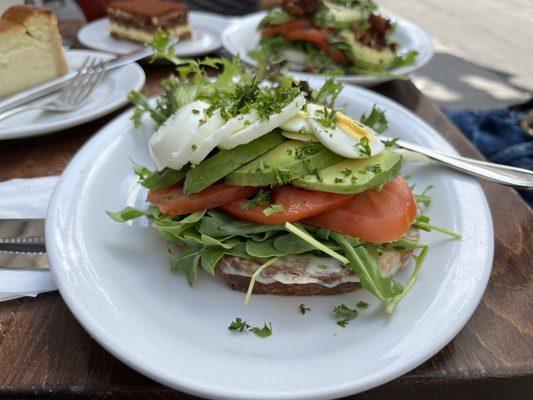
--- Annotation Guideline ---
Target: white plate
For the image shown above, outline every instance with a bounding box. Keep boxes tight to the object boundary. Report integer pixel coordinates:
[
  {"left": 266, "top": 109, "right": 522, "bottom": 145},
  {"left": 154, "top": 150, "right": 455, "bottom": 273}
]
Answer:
[
  {"left": 0, "top": 50, "right": 145, "bottom": 140},
  {"left": 46, "top": 81, "right": 493, "bottom": 400},
  {"left": 222, "top": 11, "right": 434, "bottom": 86},
  {"left": 78, "top": 12, "right": 222, "bottom": 57}
]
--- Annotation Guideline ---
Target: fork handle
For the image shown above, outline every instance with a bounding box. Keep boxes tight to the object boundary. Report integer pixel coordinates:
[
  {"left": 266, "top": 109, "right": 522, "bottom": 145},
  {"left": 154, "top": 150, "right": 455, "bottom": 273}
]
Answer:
[
  {"left": 0, "top": 104, "right": 55, "bottom": 122},
  {"left": 398, "top": 140, "right": 533, "bottom": 189}
]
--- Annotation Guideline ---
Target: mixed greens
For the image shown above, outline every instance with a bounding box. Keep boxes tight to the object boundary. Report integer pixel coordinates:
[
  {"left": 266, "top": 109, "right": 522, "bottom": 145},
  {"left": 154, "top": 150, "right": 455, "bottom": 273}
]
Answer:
[
  {"left": 109, "top": 32, "right": 459, "bottom": 326},
  {"left": 251, "top": 0, "right": 418, "bottom": 76}
]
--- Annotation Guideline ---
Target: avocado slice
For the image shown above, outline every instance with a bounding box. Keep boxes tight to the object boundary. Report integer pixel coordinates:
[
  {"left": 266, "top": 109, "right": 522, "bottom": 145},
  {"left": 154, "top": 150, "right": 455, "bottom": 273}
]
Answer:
[
  {"left": 292, "top": 150, "right": 401, "bottom": 194},
  {"left": 183, "top": 131, "right": 285, "bottom": 194},
  {"left": 340, "top": 31, "right": 396, "bottom": 71},
  {"left": 225, "top": 141, "right": 343, "bottom": 186}
]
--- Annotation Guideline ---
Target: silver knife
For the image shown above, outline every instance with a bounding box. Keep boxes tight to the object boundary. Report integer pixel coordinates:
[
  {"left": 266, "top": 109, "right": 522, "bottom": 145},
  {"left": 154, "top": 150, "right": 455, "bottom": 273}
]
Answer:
[
  {"left": 0, "top": 46, "right": 153, "bottom": 112},
  {"left": 0, "top": 250, "right": 48, "bottom": 271},
  {"left": 0, "top": 219, "right": 48, "bottom": 270}
]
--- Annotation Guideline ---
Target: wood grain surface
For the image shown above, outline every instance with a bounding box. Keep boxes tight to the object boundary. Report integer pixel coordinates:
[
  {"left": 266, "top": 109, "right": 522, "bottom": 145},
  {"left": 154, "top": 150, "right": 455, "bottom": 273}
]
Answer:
[{"left": 0, "top": 64, "right": 531, "bottom": 400}]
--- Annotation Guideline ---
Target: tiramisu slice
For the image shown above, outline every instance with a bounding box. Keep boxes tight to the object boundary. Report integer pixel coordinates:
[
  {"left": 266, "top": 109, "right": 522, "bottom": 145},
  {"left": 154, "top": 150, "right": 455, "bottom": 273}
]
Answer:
[{"left": 107, "top": 0, "right": 191, "bottom": 44}]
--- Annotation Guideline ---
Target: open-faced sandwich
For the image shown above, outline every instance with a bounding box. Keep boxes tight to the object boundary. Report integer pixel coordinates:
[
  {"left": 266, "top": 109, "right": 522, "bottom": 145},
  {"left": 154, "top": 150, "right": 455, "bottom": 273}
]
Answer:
[
  {"left": 251, "top": 0, "right": 417, "bottom": 75},
  {"left": 109, "top": 33, "right": 458, "bottom": 315}
]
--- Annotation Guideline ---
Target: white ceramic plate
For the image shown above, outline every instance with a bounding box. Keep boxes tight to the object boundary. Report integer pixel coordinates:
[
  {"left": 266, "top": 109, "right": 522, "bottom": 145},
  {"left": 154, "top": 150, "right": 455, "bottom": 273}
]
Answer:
[
  {"left": 0, "top": 50, "right": 145, "bottom": 140},
  {"left": 78, "top": 11, "right": 222, "bottom": 57},
  {"left": 222, "top": 11, "right": 434, "bottom": 86},
  {"left": 46, "top": 81, "right": 493, "bottom": 400}
]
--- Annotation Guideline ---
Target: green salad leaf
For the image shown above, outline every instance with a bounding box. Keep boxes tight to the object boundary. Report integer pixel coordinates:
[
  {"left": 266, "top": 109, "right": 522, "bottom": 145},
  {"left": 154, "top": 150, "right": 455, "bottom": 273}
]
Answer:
[{"left": 360, "top": 104, "right": 388, "bottom": 133}]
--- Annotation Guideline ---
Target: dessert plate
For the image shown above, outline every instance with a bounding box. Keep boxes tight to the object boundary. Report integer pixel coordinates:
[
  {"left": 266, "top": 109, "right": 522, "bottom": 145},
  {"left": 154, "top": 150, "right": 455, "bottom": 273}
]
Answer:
[
  {"left": 46, "top": 80, "right": 493, "bottom": 399},
  {"left": 78, "top": 11, "right": 223, "bottom": 57},
  {"left": 223, "top": 11, "right": 434, "bottom": 87},
  {"left": 0, "top": 50, "right": 145, "bottom": 140}
]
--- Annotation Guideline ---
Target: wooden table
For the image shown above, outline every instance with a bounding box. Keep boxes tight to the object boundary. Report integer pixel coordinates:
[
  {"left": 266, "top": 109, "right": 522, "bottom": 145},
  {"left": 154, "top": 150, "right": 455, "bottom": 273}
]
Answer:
[{"left": 0, "top": 63, "right": 532, "bottom": 399}]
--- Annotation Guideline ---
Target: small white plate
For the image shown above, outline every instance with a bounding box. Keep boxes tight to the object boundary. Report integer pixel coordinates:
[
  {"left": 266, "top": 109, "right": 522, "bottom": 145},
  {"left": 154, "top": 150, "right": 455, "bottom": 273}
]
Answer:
[
  {"left": 78, "top": 12, "right": 222, "bottom": 57},
  {"left": 46, "top": 81, "right": 493, "bottom": 399},
  {"left": 222, "top": 11, "right": 434, "bottom": 86},
  {"left": 0, "top": 50, "right": 145, "bottom": 140}
]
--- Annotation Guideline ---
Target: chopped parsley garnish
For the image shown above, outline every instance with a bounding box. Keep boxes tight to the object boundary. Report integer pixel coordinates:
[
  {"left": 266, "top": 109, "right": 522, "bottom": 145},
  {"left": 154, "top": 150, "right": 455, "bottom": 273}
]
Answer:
[
  {"left": 256, "top": 160, "right": 271, "bottom": 171},
  {"left": 241, "top": 189, "right": 272, "bottom": 210},
  {"left": 263, "top": 204, "right": 285, "bottom": 216},
  {"left": 228, "top": 317, "right": 250, "bottom": 332},
  {"left": 315, "top": 107, "right": 337, "bottom": 129},
  {"left": 360, "top": 104, "right": 388, "bottom": 134},
  {"left": 191, "top": 144, "right": 197, "bottom": 151},
  {"left": 383, "top": 137, "right": 399, "bottom": 148},
  {"left": 341, "top": 168, "right": 352, "bottom": 176},
  {"left": 295, "top": 142, "right": 321, "bottom": 159},
  {"left": 249, "top": 323, "right": 273, "bottom": 338},
  {"left": 191, "top": 109, "right": 200, "bottom": 114},
  {"left": 350, "top": 176, "right": 358, "bottom": 184},
  {"left": 355, "top": 137, "right": 372, "bottom": 157},
  {"left": 287, "top": 149, "right": 293, "bottom": 156},
  {"left": 357, "top": 301, "right": 369, "bottom": 309},
  {"left": 273, "top": 167, "right": 292, "bottom": 185},
  {"left": 313, "top": 78, "right": 343, "bottom": 106},
  {"left": 334, "top": 177, "right": 343, "bottom": 183},
  {"left": 366, "top": 164, "right": 382, "bottom": 174},
  {"left": 333, "top": 304, "right": 358, "bottom": 327},
  {"left": 299, "top": 304, "right": 311, "bottom": 315},
  {"left": 228, "top": 319, "right": 273, "bottom": 338}
]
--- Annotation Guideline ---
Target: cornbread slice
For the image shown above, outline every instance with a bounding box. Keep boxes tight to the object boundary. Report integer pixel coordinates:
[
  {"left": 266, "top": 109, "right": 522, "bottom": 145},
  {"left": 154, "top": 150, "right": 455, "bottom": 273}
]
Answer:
[
  {"left": 107, "top": 0, "right": 191, "bottom": 44},
  {"left": 0, "top": 6, "right": 68, "bottom": 98}
]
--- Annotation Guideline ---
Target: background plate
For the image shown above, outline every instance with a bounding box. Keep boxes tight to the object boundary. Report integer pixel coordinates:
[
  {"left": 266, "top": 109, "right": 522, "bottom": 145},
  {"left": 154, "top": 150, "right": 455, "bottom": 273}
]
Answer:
[
  {"left": 222, "top": 12, "right": 434, "bottom": 86},
  {"left": 0, "top": 50, "right": 145, "bottom": 140},
  {"left": 46, "top": 81, "right": 493, "bottom": 400},
  {"left": 78, "top": 12, "right": 222, "bottom": 57}
]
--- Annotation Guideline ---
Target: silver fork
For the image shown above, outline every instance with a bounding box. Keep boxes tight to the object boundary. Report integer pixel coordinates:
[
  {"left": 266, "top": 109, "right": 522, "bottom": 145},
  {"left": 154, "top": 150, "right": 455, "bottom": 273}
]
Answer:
[{"left": 0, "top": 57, "right": 107, "bottom": 122}]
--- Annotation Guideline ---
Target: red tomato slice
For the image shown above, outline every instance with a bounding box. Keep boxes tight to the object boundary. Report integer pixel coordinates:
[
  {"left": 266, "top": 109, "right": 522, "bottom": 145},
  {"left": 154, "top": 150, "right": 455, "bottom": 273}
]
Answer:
[
  {"left": 283, "top": 29, "right": 351, "bottom": 65},
  {"left": 261, "top": 18, "right": 313, "bottom": 38},
  {"left": 219, "top": 185, "right": 354, "bottom": 225},
  {"left": 148, "top": 182, "right": 260, "bottom": 216},
  {"left": 304, "top": 177, "right": 417, "bottom": 243}
]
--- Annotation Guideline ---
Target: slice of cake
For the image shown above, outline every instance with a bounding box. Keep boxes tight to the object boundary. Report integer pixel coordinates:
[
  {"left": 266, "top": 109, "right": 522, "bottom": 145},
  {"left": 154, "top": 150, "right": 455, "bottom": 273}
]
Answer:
[
  {"left": 0, "top": 6, "right": 68, "bottom": 98},
  {"left": 108, "top": 0, "right": 191, "bottom": 44}
]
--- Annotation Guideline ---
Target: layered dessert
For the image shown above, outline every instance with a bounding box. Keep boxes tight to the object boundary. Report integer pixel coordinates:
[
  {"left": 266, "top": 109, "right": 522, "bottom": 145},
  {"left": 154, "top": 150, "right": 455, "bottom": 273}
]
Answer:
[
  {"left": 107, "top": 0, "right": 191, "bottom": 44},
  {"left": 0, "top": 5, "right": 68, "bottom": 98}
]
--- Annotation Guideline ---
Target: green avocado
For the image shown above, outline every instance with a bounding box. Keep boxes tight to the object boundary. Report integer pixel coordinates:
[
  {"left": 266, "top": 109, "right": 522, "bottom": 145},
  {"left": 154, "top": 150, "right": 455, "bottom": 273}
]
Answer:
[
  {"left": 340, "top": 31, "right": 396, "bottom": 71},
  {"left": 225, "top": 141, "right": 343, "bottom": 186},
  {"left": 183, "top": 131, "right": 285, "bottom": 194},
  {"left": 292, "top": 150, "right": 402, "bottom": 194}
]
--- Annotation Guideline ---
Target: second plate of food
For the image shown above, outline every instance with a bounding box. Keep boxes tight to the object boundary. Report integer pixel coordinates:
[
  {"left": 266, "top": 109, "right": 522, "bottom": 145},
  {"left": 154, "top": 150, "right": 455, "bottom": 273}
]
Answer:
[
  {"left": 78, "top": 11, "right": 222, "bottom": 57},
  {"left": 223, "top": 6, "right": 433, "bottom": 86}
]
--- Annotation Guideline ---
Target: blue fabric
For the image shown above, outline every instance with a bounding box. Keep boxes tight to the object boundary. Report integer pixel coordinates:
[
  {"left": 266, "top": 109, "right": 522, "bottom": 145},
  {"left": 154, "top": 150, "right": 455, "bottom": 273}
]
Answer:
[{"left": 443, "top": 107, "right": 533, "bottom": 205}]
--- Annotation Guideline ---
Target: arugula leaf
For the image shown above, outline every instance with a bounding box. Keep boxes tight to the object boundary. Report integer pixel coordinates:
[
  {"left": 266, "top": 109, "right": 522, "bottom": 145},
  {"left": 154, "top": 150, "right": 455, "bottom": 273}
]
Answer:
[
  {"left": 140, "top": 167, "right": 188, "bottom": 190},
  {"left": 330, "top": 232, "right": 404, "bottom": 300},
  {"left": 333, "top": 304, "right": 358, "bottom": 327},
  {"left": 272, "top": 233, "right": 316, "bottom": 255},
  {"left": 285, "top": 223, "right": 349, "bottom": 263},
  {"left": 360, "top": 104, "right": 388, "bottom": 134},
  {"left": 386, "top": 246, "right": 428, "bottom": 313},
  {"left": 199, "top": 247, "right": 226, "bottom": 275},
  {"left": 241, "top": 189, "right": 272, "bottom": 210},
  {"left": 168, "top": 246, "right": 201, "bottom": 286},
  {"left": 249, "top": 323, "right": 273, "bottom": 338},
  {"left": 106, "top": 207, "right": 151, "bottom": 222},
  {"left": 258, "top": 8, "right": 294, "bottom": 28},
  {"left": 413, "top": 215, "right": 462, "bottom": 239},
  {"left": 245, "top": 239, "right": 286, "bottom": 258},
  {"left": 244, "top": 257, "right": 279, "bottom": 304}
]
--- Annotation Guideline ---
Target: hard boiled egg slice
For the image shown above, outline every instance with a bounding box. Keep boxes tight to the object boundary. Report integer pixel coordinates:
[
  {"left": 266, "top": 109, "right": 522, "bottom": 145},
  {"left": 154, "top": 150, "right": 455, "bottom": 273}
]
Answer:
[
  {"left": 280, "top": 130, "right": 319, "bottom": 142},
  {"left": 307, "top": 103, "right": 384, "bottom": 159},
  {"left": 149, "top": 100, "right": 224, "bottom": 170},
  {"left": 189, "top": 110, "right": 259, "bottom": 164},
  {"left": 218, "top": 94, "right": 306, "bottom": 150},
  {"left": 280, "top": 110, "right": 318, "bottom": 142}
]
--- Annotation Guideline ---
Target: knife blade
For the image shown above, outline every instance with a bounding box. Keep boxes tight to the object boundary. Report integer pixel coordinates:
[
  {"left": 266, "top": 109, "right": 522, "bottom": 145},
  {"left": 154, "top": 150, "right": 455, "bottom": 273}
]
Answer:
[
  {"left": 0, "top": 46, "right": 153, "bottom": 112},
  {"left": 0, "top": 219, "right": 45, "bottom": 245},
  {"left": 0, "top": 250, "right": 48, "bottom": 271}
]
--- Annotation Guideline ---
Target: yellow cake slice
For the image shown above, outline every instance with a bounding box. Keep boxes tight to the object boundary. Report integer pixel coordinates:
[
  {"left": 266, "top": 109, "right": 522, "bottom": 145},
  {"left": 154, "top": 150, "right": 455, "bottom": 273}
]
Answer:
[{"left": 0, "top": 6, "right": 68, "bottom": 98}]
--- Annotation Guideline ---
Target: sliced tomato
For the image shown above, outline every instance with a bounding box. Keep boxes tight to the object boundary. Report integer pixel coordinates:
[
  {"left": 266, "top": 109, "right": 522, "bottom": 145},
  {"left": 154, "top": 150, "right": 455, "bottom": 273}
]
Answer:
[
  {"left": 283, "top": 29, "right": 351, "bottom": 65},
  {"left": 148, "top": 182, "right": 260, "bottom": 216},
  {"left": 219, "top": 185, "right": 354, "bottom": 225},
  {"left": 261, "top": 18, "right": 313, "bottom": 38},
  {"left": 304, "top": 177, "right": 417, "bottom": 243}
]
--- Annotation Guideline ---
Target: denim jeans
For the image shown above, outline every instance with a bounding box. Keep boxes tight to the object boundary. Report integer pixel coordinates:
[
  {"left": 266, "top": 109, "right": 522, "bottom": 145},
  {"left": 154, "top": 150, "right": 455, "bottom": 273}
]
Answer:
[{"left": 443, "top": 107, "right": 533, "bottom": 205}]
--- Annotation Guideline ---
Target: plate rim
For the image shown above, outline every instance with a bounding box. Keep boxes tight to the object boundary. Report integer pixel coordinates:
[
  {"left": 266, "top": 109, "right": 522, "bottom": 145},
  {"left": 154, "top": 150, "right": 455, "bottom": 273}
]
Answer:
[
  {"left": 45, "top": 82, "right": 494, "bottom": 400},
  {"left": 222, "top": 11, "right": 434, "bottom": 85},
  {"left": 0, "top": 49, "right": 145, "bottom": 140},
  {"left": 77, "top": 13, "right": 222, "bottom": 57}
]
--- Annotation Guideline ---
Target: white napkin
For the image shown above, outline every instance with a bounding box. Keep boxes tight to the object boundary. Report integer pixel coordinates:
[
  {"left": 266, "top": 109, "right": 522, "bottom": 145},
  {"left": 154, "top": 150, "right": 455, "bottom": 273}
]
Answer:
[{"left": 0, "top": 176, "right": 59, "bottom": 301}]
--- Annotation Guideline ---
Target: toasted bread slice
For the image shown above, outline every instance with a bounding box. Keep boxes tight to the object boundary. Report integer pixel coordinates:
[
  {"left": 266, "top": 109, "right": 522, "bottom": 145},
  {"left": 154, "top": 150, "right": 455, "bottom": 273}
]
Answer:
[{"left": 216, "top": 228, "right": 420, "bottom": 296}]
